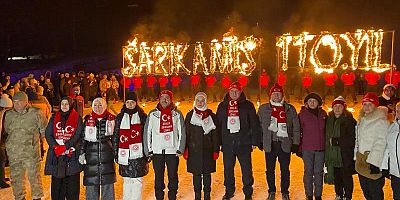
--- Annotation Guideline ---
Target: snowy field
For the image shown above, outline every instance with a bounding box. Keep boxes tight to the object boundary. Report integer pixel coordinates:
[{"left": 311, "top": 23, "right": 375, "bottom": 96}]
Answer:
[{"left": 0, "top": 96, "right": 395, "bottom": 200}]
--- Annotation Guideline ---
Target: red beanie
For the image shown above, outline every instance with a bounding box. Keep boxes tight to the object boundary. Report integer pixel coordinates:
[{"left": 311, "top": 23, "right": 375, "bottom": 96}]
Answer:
[
  {"left": 269, "top": 83, "right": 284, "bottom": 96},
  {"left": 229, "top": 81, "right": 242, "bottom": 92},
  {"left": 362, "top": 92, "right": 379, "bottom": 107},
  {"left": 159, "top": 90, "right": 173, "bottom": 101},
  {"left": 332, "top": 96, "right": 346, "bottom": 108}
]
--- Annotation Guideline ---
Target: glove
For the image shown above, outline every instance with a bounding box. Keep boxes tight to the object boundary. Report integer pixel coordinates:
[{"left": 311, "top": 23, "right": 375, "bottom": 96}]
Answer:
[
  {"left": 213, "top": 152, "right": 219, "bottom": 160},
  {"left": 291, "top": 144, "right": 299, "bottom": 154},
  {"left": 258, "top": 143, "right": 263, "bottom": 151},
  {"left": 183, "top": 148, "right": 189, "bottom": 160},
  {"left": 54, "top": 145, "right": 66, "bottom": 157},
  {"left": 370, "top": 164, "right": 380, "bottom": 174},
  {"left": 147, "top": 151, "right": 154, "bottom": 157},
  {"left": 331, "top": 138, "right": 340, "bottom": 146},
  {"left": 381, "top": 169, "right": 390, "bottom": 179},
  {"left": 176, "top": 150, "right": 182, "bottom": 157},
  {"left": 78, "top": 153, "right": 86, "bottom": 165},
  {"left": 296, "top": 151, "right": 302, "bottom": 158}
]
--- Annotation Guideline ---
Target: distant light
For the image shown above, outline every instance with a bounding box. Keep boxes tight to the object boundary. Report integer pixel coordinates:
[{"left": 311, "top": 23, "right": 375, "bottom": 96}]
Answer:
[
  {"left": 142, "top": 103, "right": 146, "bottom": 107},
  {"left": 175, "top": 102, "right": 180, "bottom": 106},
  {"left": 7, "top": 55, "right": 41, "bottom": 60}
]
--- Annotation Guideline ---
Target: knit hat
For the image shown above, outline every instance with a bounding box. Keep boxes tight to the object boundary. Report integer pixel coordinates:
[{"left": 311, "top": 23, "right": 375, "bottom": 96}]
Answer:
[
  {"left": 0, "top": 94, "right": 12, "bottom": 108},
  {"left": 304, "top": 92, "right": 323, "bottom": 106},
  {"left": 229, "top": 81, "right": 242, "bottom": 92},
  {"left": 159, "top": 90, "right": 173, "bottom": 101},
  {"left": 269, "top": 83, "right": 283, "bottom": 96},
  {"left": 332, "top": 96, "right": 346, "bottom": 108},
  {"left": 12, "top": 91, "right": 28, "bottom": 102},
  {"left": 125, "top": 92, "right": 138, "bottom": 102},
  {"left": 362, "top": 92, "right": 379, "bottom": 107},
  {"left": 383, "top": 84, "right": 396, "bottom": 90}
]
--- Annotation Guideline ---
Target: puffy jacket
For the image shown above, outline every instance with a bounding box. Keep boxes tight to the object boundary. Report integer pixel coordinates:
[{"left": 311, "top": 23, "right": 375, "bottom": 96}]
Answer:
[
  {"left": 382, "top": 119, "right": 400, "bottom": 178},
  {"left": 258, "top": 102, "right": 300, "bottom": 153},
  {"left": 44, "top": 112, "right": 83, "bottom": 177},
  {"left": 143, "top": 106, "right": 186, "bottom": 155},
  {"left": 355, "top": 107, "right": 389, "bottom": 168},
  {"left": 80, "top": 114, "right": 116, "bottom": 186},
  {"left": 299, "top": 107, "right": 327, "bottom": 151},
  {"left": 216, "top": 93, "right": 261, "bottom": 153},
  {"left": 113, "top": 107, "right": 149, "bottom": 178}
]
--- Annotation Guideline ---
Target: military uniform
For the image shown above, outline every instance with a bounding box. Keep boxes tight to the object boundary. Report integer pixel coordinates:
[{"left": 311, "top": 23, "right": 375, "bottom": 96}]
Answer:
[{"left": 4, "top": 105, "right": 48, "bottom": 200}]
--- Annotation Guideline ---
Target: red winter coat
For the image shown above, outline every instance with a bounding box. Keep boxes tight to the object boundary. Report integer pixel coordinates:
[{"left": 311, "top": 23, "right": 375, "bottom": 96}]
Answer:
[
  {"left": 278, "top": 72, "right": 287, "bottom": 86},
  {"left": 146, "top": 75, "right": 157, "bottom": 88},
  {"left": 365, "top": 72, "right": 380, "bottom": 85},
  {"left": 120, "top": 77, "right": 132, "bottom": 89},
  {"left": 171, "top": 75, "right": 182, "bottom": 88},
  {"left": 385, "top": 71, "right": 400, "bottom": 85},
  {"left": 238, "top": 76, "right": 248, "bottom": 88},
  {"left": 259, "top": 72, "right": 269, "bottom": 87},
  {"left": 133, "top": 77, "right": 143, "bottom": 89},
  {"left": 205, "top": 75, "right": 216, "bottom": 88},
  {"left": 302, "top": 74, "right": 312, "bottom": 88},
  {"left": 341, "top": 72, "right": 355, "bottom": 86},
  {"left": 159, "top": 77, "right": 169, "bottom": 88},
  {"left": 221, "top": 76, "right": 231, "bottom": 89},
  {"left": 323, "top": 73, "right": 338, "bottom": 86},
  {"left": 190, "top": 75, "right": 200, "bottom": 86}
]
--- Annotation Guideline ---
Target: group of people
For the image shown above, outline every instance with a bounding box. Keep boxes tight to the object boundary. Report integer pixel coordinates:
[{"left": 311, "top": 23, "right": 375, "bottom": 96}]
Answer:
[{"left": 0, "top": 69, "right": 400, "bottom": 200}]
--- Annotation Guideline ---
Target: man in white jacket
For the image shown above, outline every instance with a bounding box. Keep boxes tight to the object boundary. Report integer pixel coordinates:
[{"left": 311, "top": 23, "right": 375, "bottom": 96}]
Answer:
[
  {"left": 382, "top": 101, "right": 400, "bottom": 200},
  {"left": 143, "top": 90, "right": 185, "bottom": 200}
]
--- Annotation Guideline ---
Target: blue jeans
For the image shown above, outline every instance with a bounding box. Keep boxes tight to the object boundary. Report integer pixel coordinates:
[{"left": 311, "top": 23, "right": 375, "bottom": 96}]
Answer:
[
  {"left": 302, "top": 150, "right": 324, "bottom": 197},
  {"left": 265, "top": 141, "right": 291, "bottom": 194},
  {"left": 85, "top": 184, "right": 114, "bottom": 200}
]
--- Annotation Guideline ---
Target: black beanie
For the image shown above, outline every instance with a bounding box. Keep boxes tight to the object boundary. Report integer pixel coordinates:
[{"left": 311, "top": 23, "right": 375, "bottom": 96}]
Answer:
[
  {"left": 125, "top": 92, "right": 138, "bottom": 102},
  {"left": 304, "top": 92, "right": 322, "bottom": 106}
]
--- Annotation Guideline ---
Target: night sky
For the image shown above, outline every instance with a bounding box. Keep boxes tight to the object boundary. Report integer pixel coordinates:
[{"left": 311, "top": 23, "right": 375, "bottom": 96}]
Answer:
[{"left": 1, "top": 0, "right": 400, "bottom": 70}]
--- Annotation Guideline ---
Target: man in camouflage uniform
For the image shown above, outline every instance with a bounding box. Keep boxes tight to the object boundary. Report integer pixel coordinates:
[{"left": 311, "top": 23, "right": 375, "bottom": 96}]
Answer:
[{"left": 4, "top": 91, "right": 48, "bottom": 200}]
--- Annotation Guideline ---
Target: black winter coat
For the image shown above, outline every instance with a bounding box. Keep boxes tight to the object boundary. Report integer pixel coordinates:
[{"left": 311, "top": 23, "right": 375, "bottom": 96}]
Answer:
[
  {"left": 216, "top": 93, "right": 262, "bottom": 154},
  {"left": 113, "top": 107, "right": 149, "bottom": 178},
  {"left": 80, "top": 114, "right": 116, "bottom": 186},
  {"left": 44, "top": 113, "right": 83, "bottom": 178},
  {"left": 185, "top": 110, "right": 220, "bottom": 174},
  {"left": 327, "top": 110, "right": 357, "bottom": 175}
]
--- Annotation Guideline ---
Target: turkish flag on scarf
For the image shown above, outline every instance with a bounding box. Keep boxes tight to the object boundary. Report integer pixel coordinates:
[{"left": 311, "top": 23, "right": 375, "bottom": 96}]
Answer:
[
  {"left": 227, "top": 99, "right": 240, "bottom": 133},
  {"left": 158, "top": 104, "right": 173, "bottom": 134}
]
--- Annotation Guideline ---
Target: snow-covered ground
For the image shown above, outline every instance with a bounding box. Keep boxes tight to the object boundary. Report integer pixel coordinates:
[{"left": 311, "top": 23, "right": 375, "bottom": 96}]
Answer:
[{"left": 0, "top": 96, "right": 394, "bottom": 200}]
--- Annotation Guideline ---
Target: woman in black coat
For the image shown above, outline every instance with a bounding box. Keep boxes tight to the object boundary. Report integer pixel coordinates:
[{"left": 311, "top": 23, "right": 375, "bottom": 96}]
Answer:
[
  {"left": 325, "top": 96, "right": 357, "bottom": 200},
  {"left": 79, "top": 97, "right": 116, "bottom": 200},
  {"left": 44, "top": 96, "right": 83, "bottom": 200},
  {"left": 184, "top": 92, "right": 220, "bottom": 200},
  {"left": 113, "top": 92, "right": 149, "bottom": 200}
]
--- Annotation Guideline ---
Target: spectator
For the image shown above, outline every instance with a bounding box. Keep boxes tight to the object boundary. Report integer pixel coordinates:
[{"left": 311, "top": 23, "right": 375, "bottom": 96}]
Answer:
[
  {"left": 100, "top": 74, "right": 109, "bottom": 97},
  {"left": 0, "top": 94, "right": 12, "bottom": 189}
]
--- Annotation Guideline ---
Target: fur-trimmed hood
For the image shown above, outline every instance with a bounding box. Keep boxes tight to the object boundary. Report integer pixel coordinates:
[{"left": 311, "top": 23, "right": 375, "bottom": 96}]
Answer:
[{"left": 358, "top": 106, "right": 388, "bottom": 123}]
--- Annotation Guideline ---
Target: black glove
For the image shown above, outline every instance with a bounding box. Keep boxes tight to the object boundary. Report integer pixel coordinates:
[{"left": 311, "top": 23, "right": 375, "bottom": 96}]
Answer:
[
  {"left": 291, "top": 144, "right": 299, "bottom": 154},
  {"left": 370, "top": 164, "right": 380, "bottom": 174},
  {"left": 381, "top": 169, "right": 390, "bottom": 179},
  {"left": 296, "top": 151, "right": 302, "bottom": 158},
  {"left": 331, "top": 138, "right": 340, "bottom": 146},
  {"left": 258, "top": 143, "right": 263, "bottom": 151}
]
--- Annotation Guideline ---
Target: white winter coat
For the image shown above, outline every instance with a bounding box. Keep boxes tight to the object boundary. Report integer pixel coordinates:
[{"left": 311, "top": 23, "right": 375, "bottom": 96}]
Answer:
[
  {"left": 381, "top": 119, "right": 400, "bottom": 178},
  {"left": 355, "top": 106, "right": 389, "bottom": 168},
  {"left": 143, "top": 108, "right": 186, "bottom": 155}
]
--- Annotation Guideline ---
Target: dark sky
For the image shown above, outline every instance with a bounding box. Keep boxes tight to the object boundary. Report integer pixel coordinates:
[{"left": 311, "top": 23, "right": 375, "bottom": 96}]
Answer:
[{"left": 1, "top": 0, "right": 400, "bottom": 67}]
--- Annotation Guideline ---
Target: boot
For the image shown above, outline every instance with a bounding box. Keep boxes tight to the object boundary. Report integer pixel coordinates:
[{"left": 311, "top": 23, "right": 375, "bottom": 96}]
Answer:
[
  {"left": 194, "top": 192, "right": 201, "bottom": 200},
  {"left": 306, "top": 196, "right": 313, "bottom": 200},
  {"left": 315, "top": 196, "right": 322, "bottom": 200},
  {"left": 204, "top": 192, "right": 211, "bottom": 200}
]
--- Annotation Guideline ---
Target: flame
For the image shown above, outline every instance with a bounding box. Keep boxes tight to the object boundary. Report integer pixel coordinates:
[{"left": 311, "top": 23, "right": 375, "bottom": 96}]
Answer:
[{"left": 310, "top": 32, "right": 342, "bottom": 74}]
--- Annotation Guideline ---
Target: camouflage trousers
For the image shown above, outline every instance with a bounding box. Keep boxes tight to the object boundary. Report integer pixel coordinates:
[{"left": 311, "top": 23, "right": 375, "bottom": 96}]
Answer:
[{"left": 9, "top": 157, "right": 44, "bottom": 200}]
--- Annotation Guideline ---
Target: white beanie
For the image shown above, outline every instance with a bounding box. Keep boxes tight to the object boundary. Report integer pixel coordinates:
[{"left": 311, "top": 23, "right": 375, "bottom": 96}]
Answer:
[{"left": 0, "top": 94, "right": 13, "bottom": 108}]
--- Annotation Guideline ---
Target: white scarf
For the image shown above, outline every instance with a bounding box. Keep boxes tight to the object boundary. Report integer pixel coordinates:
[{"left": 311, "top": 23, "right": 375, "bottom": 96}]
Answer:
[
  {"left": 118, "top": 112, "right": 143, "bottom": 165},
  {"left": 190, "top": 93, "right": 216, "bottom": 134}
]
